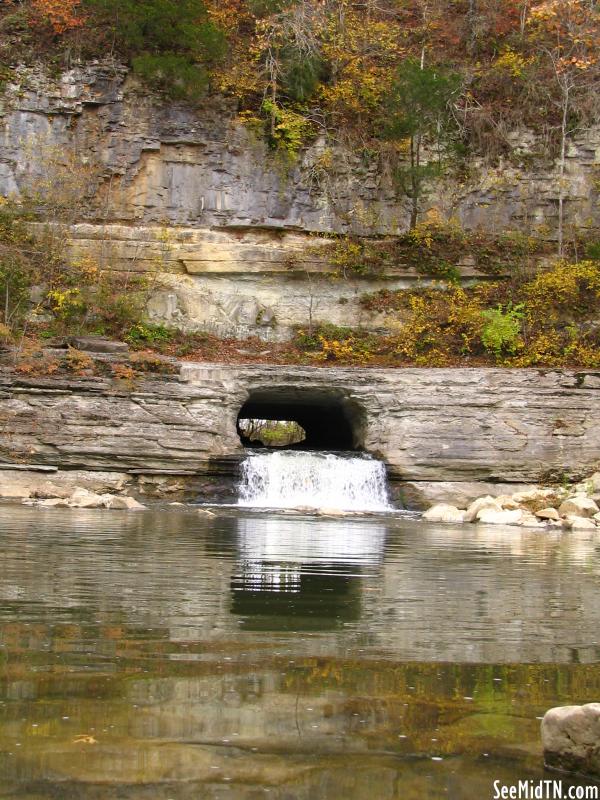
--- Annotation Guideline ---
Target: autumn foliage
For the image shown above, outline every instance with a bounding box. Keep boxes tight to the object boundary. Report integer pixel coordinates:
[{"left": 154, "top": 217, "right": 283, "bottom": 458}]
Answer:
[
  {"left": 29, "top": 0, "right": 84, "bottom": 33},
  {"left": 2, "top": 0, "right": 596, "bottom": 158}
]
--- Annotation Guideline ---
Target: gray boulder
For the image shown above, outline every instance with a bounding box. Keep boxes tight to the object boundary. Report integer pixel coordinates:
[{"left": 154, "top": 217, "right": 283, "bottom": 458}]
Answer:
[
  {"left": 559, "top": 496, "right": 599, "bottom": 518},
  {"left": 535, "top": 507, "right": 560, "bottom": 521},
  {"left": 563, "top": 516, "right": 597, "bottom": 531},
  {"left": 477, "top": 508, "right": 523, "bottom": 526},
  {"left": 105, "top": 495, "right": 146, "bottom": 510},
  {"left": 463, "top": 496, "right": 502, "bottom": 523},
  {"left": 542, "top": 703, "right": 600, "bottom": 777},
  {"left": 68, "top": 488, "right": 109, "bottom": 508},
  {"left": 36, "top": 498, "right": 70, "bottom": 507},
  {"left": 71, "top": 336, "right": 129, "bottom": 353},
  {"left": 422, "top": 504, "right": 465, "bottom": 523}
]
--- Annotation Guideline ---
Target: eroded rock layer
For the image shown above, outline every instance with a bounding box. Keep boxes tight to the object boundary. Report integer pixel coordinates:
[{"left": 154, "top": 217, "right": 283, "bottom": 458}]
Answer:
[
  {"left": 1, "top": 365, "right": 598, "bottom": 507},
  {"left": 2, "top": 64, "right": 600, "bottom": 339}
]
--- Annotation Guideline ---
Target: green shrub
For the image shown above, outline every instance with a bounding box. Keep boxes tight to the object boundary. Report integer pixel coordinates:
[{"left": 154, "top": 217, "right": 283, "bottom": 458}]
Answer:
[
  {"left": 131, "top": 54, "right": 209, "bottom": 101},
  {"left": 585, "top": 242, "right": 600, "bottom": 261},
  {"left": 262, "top": 99, "right": 313, "bottom": 159},
  {"left": 480, "top": 304, "right": 524, "bottom": 358},
  {"left": 0, "top": 200, "right": 42, "bottom": 330},
  {"left": 83, "top": 0, "right": 226, "bottom": 99},
  {"left": 125, "top": 323, "right": 174, "bottom": 346}
]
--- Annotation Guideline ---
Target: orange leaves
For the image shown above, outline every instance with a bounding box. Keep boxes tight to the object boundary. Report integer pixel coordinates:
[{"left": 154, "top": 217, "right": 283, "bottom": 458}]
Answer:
[
  {"left": 528, "top": 0, "right": 600, "bottom": 44},
  {"left": 527, "top": 0, "right": 599, "bottom": 83},
  {"left": 559, "top": 55, "right": 597, "bottom": 71},
  {"left": 29, "top": 0, "right": 84, "bottom": 34},
  {"left": 530, "top": 0, "right": 597, "bottom": 26}
]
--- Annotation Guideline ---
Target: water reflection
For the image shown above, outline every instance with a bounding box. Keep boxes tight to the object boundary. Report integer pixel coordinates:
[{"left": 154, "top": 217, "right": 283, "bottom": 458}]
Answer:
[
  {"left": 1, "top": 507, "right": 600, "bottom": 799},
  {"left": 235, "top": 515, "right": 386, "bottom": 565},
  {"left": 231, "top": 517, "right": 385, "bottom": 630}
]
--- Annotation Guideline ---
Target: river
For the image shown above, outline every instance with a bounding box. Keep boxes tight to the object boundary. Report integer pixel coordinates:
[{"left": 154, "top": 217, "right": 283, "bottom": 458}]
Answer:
[{"left": 1, "top": 505, "right": 599, "bottom": 798}]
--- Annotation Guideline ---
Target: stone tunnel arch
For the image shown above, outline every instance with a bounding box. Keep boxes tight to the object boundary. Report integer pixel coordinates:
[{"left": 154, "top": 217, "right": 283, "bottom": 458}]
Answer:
[{"left": 237, "top": 387, "right": 367, "bottom": 451}]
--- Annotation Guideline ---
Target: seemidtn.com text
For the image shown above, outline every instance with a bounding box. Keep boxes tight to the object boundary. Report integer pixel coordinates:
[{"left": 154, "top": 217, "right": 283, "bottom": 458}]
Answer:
[{"left": 493, "top": 781, "right": 599, "bottom": 800}]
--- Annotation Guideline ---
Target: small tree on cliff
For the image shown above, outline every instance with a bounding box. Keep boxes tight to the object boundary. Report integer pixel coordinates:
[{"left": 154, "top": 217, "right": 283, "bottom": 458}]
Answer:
[
  {"left": 383, "top": 59, "right": 462, "bottom": 230},
  {"left": 83, "top": 0, "right": 227, "bottom": 99},
  {"left": 527, "top": 0, "right": 600, "bottom": 255}
]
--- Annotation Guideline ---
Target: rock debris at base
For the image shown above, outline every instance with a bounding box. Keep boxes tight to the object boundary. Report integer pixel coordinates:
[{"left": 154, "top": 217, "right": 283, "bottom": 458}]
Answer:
[
  {"left": 24, "top": 486, "right": 146, "bottom": 511},
  {"left": 423, "top": 474, "right": 600, "bottom": 529}
]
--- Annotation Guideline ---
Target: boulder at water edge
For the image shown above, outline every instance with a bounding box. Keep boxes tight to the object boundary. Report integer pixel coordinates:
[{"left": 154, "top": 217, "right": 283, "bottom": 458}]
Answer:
[
  {"left": 422, "top": 504, "right": 465, "bottom": 523},
  {"left": 476, "top": 508, "right": 524, "bottom": 525},
  {"left": 558, "top": 496, "right": 600, "bottom": 519},
  {"left": 463, "top": 496, "right": 502, "bottom": 523},
  {"left": 542, "top": 703, "right": 600, "bottom": 777}
]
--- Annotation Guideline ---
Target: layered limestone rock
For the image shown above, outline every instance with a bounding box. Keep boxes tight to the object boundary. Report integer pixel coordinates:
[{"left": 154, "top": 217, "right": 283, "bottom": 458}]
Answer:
[
  {"left": 1, "top": 364, "right": 599, "bottom": 507},
  {"left": 2, "top": 63, "right": 600, "bottom": 340}
]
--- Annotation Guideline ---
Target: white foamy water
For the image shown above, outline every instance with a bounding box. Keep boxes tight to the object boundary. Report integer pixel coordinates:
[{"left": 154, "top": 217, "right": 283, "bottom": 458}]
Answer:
[{"left": 237, "top": 450, "right": 392, "bottom": 512}]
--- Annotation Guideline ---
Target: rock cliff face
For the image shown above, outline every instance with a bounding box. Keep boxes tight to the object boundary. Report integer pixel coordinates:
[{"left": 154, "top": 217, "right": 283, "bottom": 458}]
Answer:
[
  {"left": 1, "top": 364, "right": 598, "bottom": 507},
  {"left": 1, "top": 63, "right": 600, "bottom": 340}
]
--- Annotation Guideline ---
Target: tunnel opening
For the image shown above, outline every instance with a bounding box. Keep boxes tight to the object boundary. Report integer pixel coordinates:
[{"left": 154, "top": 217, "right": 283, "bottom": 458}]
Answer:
[
  {"left": 237, "top": 387, "right": 365, "bottom": 451},
  {"left": 238, "top": 418, "right": 306, "bottom": 448}
]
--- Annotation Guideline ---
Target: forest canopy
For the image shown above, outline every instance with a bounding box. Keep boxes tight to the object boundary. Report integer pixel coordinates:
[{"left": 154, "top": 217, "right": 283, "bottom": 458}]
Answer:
[
  {"left": 1, "top": 2, "right": 600, "bottom": 368},
  {"left": 1, "top": 0, "right": 598, "bottom": 160}
]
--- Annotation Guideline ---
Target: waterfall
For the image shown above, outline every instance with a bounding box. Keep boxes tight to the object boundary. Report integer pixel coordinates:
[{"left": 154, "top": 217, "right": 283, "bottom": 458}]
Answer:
[{"left": 237, "top": 451, "right": 392, "bottom": 512}]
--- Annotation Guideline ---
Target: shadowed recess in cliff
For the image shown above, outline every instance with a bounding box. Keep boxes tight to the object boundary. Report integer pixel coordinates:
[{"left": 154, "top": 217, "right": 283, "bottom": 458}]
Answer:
[{"left": 236, "top": 387, "right": 366, "bottom": 451}]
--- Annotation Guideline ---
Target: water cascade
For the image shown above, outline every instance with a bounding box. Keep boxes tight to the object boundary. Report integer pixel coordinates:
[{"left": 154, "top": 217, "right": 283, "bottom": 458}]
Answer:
[{"left": 237, "top": 450, "right": 392, "bottom": 512}]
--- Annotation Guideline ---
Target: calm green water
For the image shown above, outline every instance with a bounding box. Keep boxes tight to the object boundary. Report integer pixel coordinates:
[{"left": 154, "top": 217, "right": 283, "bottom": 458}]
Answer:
[{"left": 1, "top": 506, "right": 600, "bottom": 799}]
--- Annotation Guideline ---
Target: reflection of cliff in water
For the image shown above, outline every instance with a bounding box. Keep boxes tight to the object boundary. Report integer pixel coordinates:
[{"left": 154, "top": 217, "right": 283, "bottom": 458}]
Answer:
[
  {"left": 230, "top": 517, "right": 386, "bottom": 630},
  {"left": 2, "top": 507, "right": 600, "bottom": 662},
  {"left": 231, "top": 566, "right": 362, "bottom": 630},
  {"left": 2, "top": 508, "right": 600, "bottom": 798}
]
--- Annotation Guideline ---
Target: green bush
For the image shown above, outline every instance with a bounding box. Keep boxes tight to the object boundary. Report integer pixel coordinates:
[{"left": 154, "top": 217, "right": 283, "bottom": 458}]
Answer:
[
  {"left": 125, "top": 323, "right": 174, "bottom": 346},
  {"left": 0, "top": 201, "right": 42, "bottom": 330},
  {"left": 480, "top": 304, "right": 523, "bottom": 357},
  {"left": 132, "top": 54, "right": 209, "bottom": 101},
  {"left": 585, "top": 242, "right": 600, "bottom": 261},
  {"left": 83, "top": 0, "right": 226, "bottom": 99}
]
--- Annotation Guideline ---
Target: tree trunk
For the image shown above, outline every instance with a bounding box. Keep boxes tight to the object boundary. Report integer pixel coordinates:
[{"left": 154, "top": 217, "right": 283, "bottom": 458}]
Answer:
[
  {"left": 519, "top": 1, "right": 529, "bottom": 37},
  {"left": 557, "top": 83, "right": 569, "bottom": 257},
  {"left": 409, "top": 136, "right": 419, "bottom": 229}
]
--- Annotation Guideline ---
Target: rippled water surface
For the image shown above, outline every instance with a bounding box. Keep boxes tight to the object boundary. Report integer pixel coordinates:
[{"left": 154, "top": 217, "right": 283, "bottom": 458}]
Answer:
[{"left": 1, "top": 506, "right": 600, "bottom": 799}]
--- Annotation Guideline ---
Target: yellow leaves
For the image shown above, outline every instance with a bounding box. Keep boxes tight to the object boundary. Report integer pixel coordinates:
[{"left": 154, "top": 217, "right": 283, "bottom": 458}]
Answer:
[
  {"left": 522, "top": 259, "right": 600, "bottom": 323},
  {"left": 315, "top": 333, "right": 364, "bottom": 363},
  {"left": 528, "top": 0, "right": 600, "bottom": 62},
  {"left": 493, "top": 47, "right": 531, "bottom": 78},
  {"left": 70, "top": 256, "right": 99, "bottom": 283},
  {"left": 209, "top": 0, "right": 404, "bottom": 129},
  {"left": 209, "top": 41, "right": 262, "bottom": 102},
  {"left": 385, "top": 259, "right": 600, "bottom": 369},
  {"left": 47, "top": 287, "right": 84, "bottom": 318},
  {"left": 205, "top": 0, "right": 250, "bottom": 34},
  {"left": 320, "top": 66, "right": 394, "bottom": 119},
  {"left": 72, "top": 735, "right": 98, "bottom": 745},
  {"left": 261, "top": 99, "right": 314, "bottom": 159},
  {"left": 409, "top": 209, "right": 456, "bottom": 250}
]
